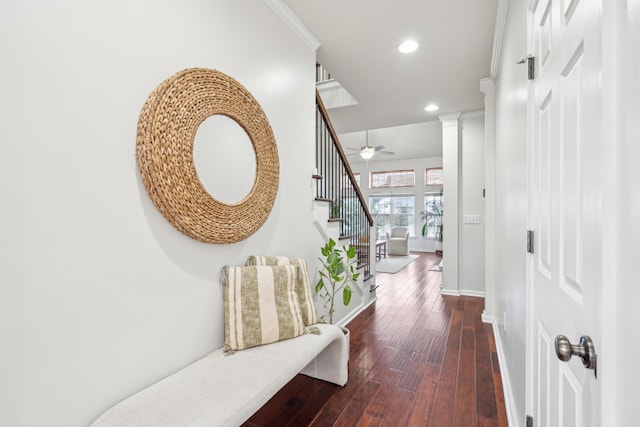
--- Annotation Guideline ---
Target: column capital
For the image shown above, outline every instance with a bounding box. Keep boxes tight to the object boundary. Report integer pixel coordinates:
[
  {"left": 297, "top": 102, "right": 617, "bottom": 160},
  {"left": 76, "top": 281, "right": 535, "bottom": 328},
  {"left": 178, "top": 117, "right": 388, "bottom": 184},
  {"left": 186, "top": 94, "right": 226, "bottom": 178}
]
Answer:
[
  {"left": 480, "top": 78, "right": 496, "bottom": 95},
  {"left": 439, "top": 112, "right": 462, "bottom": 127}
]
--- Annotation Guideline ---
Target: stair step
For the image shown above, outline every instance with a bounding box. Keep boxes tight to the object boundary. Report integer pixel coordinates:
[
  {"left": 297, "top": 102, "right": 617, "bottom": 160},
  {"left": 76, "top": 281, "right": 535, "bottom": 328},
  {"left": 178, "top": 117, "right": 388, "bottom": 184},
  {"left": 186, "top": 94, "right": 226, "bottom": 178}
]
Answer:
[
  {"left": 327, "top": 218, "right": 343, "bottom": 223},
  {"left": 315, "top": 197, "right": 332, "bottom": 202},
  {"left": 338, "top": 234, "right": 353, "bottom": 240},
  {"left": 356, "top": 262, "right": 367, "bottom": 270},
  {"left": 312, "top": 174, "right": 323, "bottom": 180}
]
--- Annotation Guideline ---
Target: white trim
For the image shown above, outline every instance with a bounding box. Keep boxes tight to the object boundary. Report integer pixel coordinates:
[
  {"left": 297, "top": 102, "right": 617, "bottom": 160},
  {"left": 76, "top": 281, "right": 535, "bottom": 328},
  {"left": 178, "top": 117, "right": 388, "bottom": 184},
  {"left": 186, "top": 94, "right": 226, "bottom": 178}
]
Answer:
[
  {"left": 481, "top": 76, "right": 497, "bottom": 321},
  {"left": 489, "top": 319, "right": 521, "bottom": 427},
  {"left": 529, "top": 0, "right": 539, "bottom": 12},
  {"left": 315, "top": 79, "right": 341, "bottom": 91},
  {"left": 460, "top": 110, "right": 485, "bottom": 120},
  {"left": 438, "top": 112, "right": 462, "bottom": 125},
  {"left": 263, "top": 0, "right": 321, "bottom": 51},
  {"left": 459, "top": 289, "right": 485, "bottom": 298},
  {"left": 490, "top": 0, "right": 510, "bottom": 80},
  {"left": 480, "top": 77, "right": 496, "bottom": 95},
  {"left": 337, "top": 298, "right": 376, "bottom": 328},
  {"left": 481, "top": 310, "right": 498, "bottom": 324},
  {"left": 440, "top": 288, "right": 461, "bottom": 296}
]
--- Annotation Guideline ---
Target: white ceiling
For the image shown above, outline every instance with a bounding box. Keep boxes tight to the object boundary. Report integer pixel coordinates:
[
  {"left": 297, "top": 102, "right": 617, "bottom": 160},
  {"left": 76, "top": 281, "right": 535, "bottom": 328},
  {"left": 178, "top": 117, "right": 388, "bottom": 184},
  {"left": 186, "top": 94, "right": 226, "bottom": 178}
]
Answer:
[
  {"left": 282, "top": 0, "right": 498, "bottom": 161},
  {"left": 340, "top": 121, "right": 444, "bottom": 163}
]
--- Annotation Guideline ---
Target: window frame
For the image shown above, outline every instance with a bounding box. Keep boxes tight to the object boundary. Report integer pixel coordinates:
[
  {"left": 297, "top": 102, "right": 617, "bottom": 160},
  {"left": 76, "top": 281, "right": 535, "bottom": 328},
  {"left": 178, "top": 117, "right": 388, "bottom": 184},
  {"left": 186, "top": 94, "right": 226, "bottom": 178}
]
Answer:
[{"left": 425, "top": 167, "right": 444, "bottom": 186}]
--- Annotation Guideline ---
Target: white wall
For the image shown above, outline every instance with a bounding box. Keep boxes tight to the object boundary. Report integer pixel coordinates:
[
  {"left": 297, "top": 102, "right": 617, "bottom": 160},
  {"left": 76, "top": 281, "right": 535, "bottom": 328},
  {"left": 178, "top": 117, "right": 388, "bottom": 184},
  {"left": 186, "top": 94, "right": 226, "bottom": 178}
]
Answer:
[
  {"left": 493, "top": 0, "right": 529, "bottom": 421},
  {"left": 460, "top": 114, "right": 486, "bottom": 295},
  {"left": 0, "top": 1, "right": 327, "bottom": 426},
  {"left": 348, "top": 157, "right": 443, "bottom": 252}
]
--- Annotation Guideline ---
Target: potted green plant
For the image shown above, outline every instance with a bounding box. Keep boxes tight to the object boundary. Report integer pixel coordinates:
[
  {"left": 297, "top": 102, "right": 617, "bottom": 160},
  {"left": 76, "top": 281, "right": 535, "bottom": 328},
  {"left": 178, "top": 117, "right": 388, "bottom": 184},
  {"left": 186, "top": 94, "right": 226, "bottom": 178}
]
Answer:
[{"left": 316, "top": 237, "right": 359, "bottom": 324}]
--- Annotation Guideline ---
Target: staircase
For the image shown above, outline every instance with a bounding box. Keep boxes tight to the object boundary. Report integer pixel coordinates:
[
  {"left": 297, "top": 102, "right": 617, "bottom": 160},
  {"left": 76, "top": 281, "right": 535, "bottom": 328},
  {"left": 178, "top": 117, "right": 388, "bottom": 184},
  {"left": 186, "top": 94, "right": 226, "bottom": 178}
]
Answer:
[{"left": 314, "top": 89, "right": 375, "bottom": 280}]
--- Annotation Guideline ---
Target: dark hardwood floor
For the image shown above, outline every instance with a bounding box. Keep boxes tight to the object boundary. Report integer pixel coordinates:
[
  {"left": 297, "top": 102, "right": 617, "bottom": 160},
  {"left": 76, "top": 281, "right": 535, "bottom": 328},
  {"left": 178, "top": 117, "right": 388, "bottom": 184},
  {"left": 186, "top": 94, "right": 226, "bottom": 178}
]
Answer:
[{"left": 244, "top": 252, "right": 508, "bottom": 426}]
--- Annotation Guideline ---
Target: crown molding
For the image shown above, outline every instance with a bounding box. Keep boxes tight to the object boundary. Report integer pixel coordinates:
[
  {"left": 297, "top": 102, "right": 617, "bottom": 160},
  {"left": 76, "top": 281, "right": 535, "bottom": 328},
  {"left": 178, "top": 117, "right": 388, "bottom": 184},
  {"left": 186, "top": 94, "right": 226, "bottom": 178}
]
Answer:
[
  {"left": 490, "top": 0, "right": 510, "bottom": 80},
  {"left": 263, "top": 0, "right": 321, "bottom": 51}
]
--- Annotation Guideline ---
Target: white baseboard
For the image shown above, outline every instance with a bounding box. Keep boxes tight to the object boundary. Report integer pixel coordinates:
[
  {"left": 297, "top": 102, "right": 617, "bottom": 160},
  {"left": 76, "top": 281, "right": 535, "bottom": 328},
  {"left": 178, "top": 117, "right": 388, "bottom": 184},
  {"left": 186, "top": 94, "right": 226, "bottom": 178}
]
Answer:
[
  {"left": 338, "top": 298, "right": 376, "bottom": 328},
  {"left": 488, "top": 319, "right": 520, "bottom": 427},
  {"left": 481, "top": 310, "right": 498, "bottom": 324},
  {"left": 460, "top": 289, "right": 485, "bottom": 298},
  {"left": 440, "top": 288, "right": 485, "bottom": 298},
  {"left": 440, "top": 288, "right": 461, "bottom": 296}
]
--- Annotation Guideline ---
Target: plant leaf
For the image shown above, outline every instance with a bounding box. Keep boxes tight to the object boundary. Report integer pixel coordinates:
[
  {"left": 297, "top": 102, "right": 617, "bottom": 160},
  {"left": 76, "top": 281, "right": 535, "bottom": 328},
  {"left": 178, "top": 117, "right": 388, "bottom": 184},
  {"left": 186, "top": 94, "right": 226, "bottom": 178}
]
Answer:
[
  {"left": 343, "top": 286, "right": 352, "bottom": 306},
  {"left": 346, "top": 246, "right": 356, "bottom": 258}
]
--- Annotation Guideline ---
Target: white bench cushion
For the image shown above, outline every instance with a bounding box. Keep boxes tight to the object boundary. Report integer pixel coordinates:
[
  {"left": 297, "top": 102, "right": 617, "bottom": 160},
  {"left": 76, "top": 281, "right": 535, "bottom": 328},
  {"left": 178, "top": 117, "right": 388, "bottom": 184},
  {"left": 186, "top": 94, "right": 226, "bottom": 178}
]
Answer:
[{"left": 90, "top": 323, "right": 348, "bottom": 427}]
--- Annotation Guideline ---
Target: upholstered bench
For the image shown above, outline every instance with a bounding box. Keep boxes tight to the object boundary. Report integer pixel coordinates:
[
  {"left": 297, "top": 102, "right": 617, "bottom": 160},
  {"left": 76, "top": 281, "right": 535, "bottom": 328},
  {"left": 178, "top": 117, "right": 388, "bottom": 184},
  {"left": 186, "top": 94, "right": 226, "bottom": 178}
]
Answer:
[{"left": 90, "top": 323, "right": 348, "bottom": 427}]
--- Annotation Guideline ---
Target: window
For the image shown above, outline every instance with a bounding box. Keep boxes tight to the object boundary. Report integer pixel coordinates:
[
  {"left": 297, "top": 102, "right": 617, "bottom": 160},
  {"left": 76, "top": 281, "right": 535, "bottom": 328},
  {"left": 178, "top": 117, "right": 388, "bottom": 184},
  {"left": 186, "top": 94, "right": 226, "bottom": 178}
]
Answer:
[
  {"left": 342, "top": 173, "right": 360, "bottom": 189},
  {"left": 423, "top": 192, "right": 443, "bottom": 239},
  {"left": 370, "top": 170, "right": 415, "bottom": 189},
  {"left": 425, "top": 167, "right": 443, "bottom": 185},
  {"left": 369, "top": 195, "right": 415, "bottom": 236}
]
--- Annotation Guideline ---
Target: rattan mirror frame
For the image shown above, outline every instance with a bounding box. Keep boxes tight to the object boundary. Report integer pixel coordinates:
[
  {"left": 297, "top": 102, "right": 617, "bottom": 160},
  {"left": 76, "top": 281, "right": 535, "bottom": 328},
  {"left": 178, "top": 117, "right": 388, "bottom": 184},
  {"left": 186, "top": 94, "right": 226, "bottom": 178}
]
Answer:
[{"left": 136, "top": 68, "right": 279, "bottom": 243}]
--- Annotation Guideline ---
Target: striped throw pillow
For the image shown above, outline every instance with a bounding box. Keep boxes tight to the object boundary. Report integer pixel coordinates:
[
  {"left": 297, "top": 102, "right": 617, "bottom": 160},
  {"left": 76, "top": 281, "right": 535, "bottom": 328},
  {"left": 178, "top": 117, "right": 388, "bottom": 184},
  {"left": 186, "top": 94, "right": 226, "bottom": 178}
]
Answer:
[
  {"left": 221, "top": 265, "right": 305, "bottom": 353},
  {"left": 246, "top": 256, "right": 318, "bottom": 326}
]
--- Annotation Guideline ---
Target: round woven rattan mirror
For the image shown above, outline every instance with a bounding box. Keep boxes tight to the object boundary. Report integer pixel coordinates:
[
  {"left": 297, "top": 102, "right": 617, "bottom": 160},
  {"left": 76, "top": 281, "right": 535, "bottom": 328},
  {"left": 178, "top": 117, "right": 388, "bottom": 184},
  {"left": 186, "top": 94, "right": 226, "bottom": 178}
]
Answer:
[{"left": 136, "top": 68, "right": 279, "bottom": 243}]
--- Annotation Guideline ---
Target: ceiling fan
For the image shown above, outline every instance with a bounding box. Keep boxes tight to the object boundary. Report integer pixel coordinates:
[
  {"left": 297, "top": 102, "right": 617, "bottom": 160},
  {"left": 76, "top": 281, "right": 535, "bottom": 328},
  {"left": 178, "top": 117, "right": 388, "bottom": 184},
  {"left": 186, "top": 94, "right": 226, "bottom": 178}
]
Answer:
[{"left": 346, "top": 131, "right": 395, "bottom": 160}]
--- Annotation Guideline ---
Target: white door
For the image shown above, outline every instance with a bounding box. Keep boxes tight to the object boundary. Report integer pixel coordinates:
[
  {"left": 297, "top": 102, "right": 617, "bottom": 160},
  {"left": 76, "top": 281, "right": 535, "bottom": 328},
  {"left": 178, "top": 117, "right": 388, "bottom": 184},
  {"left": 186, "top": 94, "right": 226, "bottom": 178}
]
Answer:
[{"left": 528, "top": 0, "right": 603, "bottom": 425}]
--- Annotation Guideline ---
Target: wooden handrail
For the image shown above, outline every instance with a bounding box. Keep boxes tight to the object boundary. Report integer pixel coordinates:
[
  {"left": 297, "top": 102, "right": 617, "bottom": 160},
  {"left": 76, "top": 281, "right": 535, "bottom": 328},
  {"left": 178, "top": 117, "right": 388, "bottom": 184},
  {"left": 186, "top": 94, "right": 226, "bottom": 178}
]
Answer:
[{"left": 315, "top": 90, "right": 374, "bottom": 226}]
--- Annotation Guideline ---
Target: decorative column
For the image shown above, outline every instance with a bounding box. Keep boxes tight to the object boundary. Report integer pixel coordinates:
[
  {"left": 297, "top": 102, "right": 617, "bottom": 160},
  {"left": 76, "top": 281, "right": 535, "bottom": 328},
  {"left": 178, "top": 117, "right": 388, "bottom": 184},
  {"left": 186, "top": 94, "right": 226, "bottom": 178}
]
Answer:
[
  {"left": 439, "top": 112, "right": 461, "bottom": 295},
  {"left": 480, "top": 78, "right": 496, "bottom": 321}
]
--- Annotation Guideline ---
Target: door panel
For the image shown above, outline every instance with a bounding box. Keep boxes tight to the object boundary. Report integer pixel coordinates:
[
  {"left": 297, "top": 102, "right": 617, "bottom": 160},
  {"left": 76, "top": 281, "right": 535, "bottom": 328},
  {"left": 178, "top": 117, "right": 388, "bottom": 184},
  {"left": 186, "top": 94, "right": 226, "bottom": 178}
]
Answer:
[
  {"left": 529, "top": 0, "right": 601, "bottom": 425},
  {"left": 536, "top": 323, "right": 551, "bottom": 426}
]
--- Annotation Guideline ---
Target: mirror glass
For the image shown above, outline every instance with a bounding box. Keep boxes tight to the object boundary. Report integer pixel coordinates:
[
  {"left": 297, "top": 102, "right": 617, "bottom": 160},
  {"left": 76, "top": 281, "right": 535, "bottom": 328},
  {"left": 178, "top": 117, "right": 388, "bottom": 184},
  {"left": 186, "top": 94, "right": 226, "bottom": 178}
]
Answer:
[{"left": 193, "top": 115, "right": 256, "bottom": 204}]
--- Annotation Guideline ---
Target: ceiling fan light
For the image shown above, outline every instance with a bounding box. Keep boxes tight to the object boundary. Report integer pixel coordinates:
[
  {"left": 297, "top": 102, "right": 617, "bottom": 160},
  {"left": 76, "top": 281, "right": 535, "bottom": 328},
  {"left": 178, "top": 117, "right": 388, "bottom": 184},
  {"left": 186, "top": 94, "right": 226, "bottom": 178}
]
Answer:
[{"left": 360, "top": 147, "right": 375, "bottom": 160}]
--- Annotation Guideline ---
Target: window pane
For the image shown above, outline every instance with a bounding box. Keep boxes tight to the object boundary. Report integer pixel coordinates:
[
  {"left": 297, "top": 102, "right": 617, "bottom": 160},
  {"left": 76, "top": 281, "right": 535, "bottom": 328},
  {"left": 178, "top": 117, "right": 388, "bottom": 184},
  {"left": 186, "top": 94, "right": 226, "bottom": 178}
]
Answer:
[
  {"left": 369, "top": 197, "right": 391, "bottom": 236},
  {"left": 424, "top": 192, "right": 444, "bottom": 239},
  {"left": 425, "top": 168, "right": 443, "bottom": 185},
  {"left": 371, "top": 195, "right": 416, "bottom": 236},
  {"left": 393, "top": 196, "right": 415, "bottom": 229}
]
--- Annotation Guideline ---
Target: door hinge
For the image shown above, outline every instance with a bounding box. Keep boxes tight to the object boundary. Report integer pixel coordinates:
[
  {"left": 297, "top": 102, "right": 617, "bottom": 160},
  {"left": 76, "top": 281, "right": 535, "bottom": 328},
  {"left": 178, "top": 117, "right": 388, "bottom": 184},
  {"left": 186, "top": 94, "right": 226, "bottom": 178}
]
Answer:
[
  {"left": 517, "top": 55, "right": 535, "bottom": 80},
  {"left": 527, "top": 230, "right": 534, "bottom": 254},
  {"left": 526, "top": 415, "right": 533, "bottom": 427}
]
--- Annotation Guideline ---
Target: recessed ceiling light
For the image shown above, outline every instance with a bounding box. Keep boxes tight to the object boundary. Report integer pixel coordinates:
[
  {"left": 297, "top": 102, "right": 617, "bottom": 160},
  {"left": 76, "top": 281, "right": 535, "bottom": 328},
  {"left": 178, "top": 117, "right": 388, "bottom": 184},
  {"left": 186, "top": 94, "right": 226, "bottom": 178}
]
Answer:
[
  {"left": 398, "top": 40, "right": 418, "bottom": 53},
  {"left": 424, "top": 104, "right": 439, "bottom": 112}
]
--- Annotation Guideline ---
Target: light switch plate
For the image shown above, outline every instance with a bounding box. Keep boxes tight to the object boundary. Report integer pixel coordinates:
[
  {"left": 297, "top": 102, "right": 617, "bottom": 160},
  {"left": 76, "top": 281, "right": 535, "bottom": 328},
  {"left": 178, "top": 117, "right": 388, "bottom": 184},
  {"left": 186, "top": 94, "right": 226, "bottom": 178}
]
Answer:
[{"left": 463, "top": 214, "right": 481, "bottom": 224}]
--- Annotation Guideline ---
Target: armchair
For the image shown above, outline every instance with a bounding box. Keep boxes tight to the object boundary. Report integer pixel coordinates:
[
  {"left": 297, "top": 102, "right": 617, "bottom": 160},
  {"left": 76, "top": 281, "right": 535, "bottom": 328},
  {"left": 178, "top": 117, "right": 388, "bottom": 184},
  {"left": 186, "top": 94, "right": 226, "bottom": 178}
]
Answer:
[{"left": 386, "top": 227, "right": 410, "bottom": 256}]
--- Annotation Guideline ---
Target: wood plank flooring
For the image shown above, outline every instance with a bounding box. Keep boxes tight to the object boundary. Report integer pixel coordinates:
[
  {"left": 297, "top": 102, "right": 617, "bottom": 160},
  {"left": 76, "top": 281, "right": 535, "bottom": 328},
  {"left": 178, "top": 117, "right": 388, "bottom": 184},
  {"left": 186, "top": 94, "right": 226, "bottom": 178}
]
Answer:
[{"left": 244, "top": 252, "right": 508, "bottom": 426}]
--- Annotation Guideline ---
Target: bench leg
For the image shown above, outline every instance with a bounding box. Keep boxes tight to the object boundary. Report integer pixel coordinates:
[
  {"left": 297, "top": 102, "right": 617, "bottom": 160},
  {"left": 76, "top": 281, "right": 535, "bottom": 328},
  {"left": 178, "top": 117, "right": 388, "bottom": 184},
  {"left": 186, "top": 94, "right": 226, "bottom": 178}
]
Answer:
[{"left": 300, "top": 329, "right": 349, "bottom": 386}]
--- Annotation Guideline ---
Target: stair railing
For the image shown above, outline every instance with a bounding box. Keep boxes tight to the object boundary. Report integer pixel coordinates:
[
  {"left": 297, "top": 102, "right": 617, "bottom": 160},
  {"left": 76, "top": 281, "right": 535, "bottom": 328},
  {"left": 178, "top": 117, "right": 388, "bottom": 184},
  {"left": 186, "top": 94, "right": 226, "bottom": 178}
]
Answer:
[{"left": 315, "top": 90, "right": 374, "bottom": 279}]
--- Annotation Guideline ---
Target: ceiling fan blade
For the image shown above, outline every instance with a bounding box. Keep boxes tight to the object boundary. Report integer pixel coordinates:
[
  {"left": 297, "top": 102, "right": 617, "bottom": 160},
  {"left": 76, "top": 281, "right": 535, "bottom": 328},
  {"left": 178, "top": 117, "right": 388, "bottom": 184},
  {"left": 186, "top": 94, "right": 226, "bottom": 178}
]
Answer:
[
  {"left": 378, "top": 150, "right": 395, "bottom": 155},
  {"left": 373, "top": 145, "right": 386, "bottom": 151}
]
